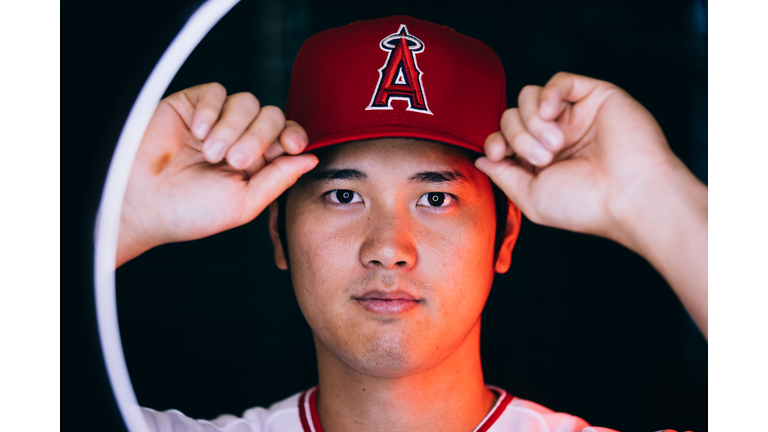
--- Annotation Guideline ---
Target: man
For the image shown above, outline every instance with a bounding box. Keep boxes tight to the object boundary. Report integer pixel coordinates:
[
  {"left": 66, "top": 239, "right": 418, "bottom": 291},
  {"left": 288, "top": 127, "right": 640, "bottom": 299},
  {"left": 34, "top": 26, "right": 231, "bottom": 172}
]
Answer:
[{"left": 117, "top": 16, "right": 707, "bottom": 432}]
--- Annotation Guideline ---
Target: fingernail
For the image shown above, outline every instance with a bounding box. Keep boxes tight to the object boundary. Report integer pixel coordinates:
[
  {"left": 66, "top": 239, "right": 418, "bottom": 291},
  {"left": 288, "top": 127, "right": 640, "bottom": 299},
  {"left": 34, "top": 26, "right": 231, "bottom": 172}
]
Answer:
[
  {"left": 205, "top": 141, "right": 226, "bottom": 162},
  {"left": 475, "top": 156, "right": 489, "bottom": 172},
  {"left": 541, "top": 129, "right": 560, "bottom": 151},
  {"left": 529, "top": 144, "right": 550, "bottom": 165},
  {"left": 302, "top": 158, "right": 319, "bottom": 174},
  {"left": 287, "top": 133, "right": 304, "bottom": 151},
  {"left": 229, "top": 148, "right": 252, "bottom": 168},
  {"left": 487, "top": 143, "right": 503, "bottom": 161},
  {"left": 195, "top": 122, "right": 210, "bottom": 140}
]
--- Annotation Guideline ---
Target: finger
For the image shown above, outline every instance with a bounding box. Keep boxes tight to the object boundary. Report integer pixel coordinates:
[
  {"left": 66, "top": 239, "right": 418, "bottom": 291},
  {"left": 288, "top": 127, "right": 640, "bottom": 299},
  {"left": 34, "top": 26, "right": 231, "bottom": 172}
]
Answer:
[
  {"left": 241, "top": 154, "right": 320, "bottom": 222},
  {"left": 185, "top": 83, "right": 227, "bottom": 141},
  {"left": 518, "top": 85, "right": 565, "bottom": 152},
  {"left": 263, "top": 140, "right": 287, "bottom": 164},
  {"left": 484, "top": 131, "right": 514, "bottom": 162},
  {"left": 539, "top": 72, "right": 603, "bottom": 121},
  {"left": 500, "top": 108, "right": 554, "bottom": 167},
  {"left": 242, "top": 140, "right": 286, "bottom": 178},
  {"left": 474, "top": 156, "right": 534, "bottom": 217},
  {"left": 202, "top": 92, "right": 261, "bottom": 164},
  {"left": 278, "top": 121, "right": 309, "bottom": 155},
  {"left": 227, "top": 105, "right": 285, "bottom": 170}
]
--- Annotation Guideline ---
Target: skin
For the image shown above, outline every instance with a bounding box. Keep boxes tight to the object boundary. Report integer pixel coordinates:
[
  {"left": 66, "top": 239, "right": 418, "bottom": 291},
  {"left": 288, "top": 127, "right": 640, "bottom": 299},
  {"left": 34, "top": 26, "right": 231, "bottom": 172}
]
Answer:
[
  {"left": 117, "top": 84, "right": 318, "bottom": 267},
  {"left": 477, "top": 73, "right": 707, "bottom": 338},
  {"left": 268, "top": 139, "right": 517, "bottom": 432},
  {"left": 117, "top": 72, "right": 707, "bottom": 430}
]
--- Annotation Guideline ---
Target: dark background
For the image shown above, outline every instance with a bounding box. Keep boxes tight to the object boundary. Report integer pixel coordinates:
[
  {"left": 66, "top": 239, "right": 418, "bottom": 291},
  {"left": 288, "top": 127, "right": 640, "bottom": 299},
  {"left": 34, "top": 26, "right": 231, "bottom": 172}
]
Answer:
[{"left": 61, "top": 0, "right": 708, "bottom": 431}]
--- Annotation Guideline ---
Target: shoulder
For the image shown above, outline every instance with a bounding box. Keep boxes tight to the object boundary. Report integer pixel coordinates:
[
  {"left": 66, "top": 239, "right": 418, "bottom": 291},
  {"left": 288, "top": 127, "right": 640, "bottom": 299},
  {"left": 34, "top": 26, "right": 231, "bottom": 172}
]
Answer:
[
  {"left": 505, "top": 397, "right": 590, "bottom": 431},
  {"left": 141, "top": 391, "right": 304, "bottom": 432},
  {"left": 489, "top": 388, "right": 615, "bottom": 432}
]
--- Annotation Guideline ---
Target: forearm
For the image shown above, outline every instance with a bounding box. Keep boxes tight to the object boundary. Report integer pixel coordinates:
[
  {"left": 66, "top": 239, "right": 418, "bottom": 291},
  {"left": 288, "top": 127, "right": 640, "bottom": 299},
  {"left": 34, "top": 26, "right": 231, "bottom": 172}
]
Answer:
[{"left": 611, "top": 161, "right": 708, "bottom": 339}]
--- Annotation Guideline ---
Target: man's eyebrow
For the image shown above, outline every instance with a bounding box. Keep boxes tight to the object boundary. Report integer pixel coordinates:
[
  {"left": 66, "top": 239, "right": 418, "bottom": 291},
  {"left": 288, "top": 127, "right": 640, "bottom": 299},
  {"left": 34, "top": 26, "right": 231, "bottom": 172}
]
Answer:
[
  {"left": 408, "top": 170, "right": 468, "bottom": 184},
  {"left": 311, "top": 168, "right": 368, "bottom": 182}
]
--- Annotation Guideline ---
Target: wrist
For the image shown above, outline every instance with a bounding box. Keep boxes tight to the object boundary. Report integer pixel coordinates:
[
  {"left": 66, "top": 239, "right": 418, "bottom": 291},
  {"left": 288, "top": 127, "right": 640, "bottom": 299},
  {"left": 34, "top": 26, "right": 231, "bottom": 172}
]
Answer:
[
  {"left": 608, "top": 160, "right": 707, "bottom": 257},
  {"left": 116, "top": 212, "right": 156, "bottom": 268}
]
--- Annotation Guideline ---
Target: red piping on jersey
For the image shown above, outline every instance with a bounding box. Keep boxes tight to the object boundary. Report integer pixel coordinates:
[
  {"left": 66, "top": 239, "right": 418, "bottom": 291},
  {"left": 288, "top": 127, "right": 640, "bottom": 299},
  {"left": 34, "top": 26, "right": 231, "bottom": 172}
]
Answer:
[
  {"left": 475, "top": 386, "right": 514, "bottom": 432},
  {"left": 298, "top": 390, "right": 312, "bottom": 432},
  {"left": 309, "top": 388, "right": 322, "bottom": 432},
  {"left": 298, "top": 387, "right": 323, "bottom": 432},
  {"left": 297, "top": 386, "right": 514, "bottom": 432}
]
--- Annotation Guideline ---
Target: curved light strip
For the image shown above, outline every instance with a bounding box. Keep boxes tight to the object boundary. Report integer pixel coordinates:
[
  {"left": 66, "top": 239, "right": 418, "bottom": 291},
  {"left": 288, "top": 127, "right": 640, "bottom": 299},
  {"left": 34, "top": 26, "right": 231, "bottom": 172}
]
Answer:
[{"left": 93, "top": 1, "right": 240, "bottom": 430}]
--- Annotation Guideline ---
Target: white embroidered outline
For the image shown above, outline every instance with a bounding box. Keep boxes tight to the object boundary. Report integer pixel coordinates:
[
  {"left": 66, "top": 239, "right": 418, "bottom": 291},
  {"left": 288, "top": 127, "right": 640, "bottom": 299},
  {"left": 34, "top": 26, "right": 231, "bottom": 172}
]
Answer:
[{"left": 365, "top": 24, "right": 433, "bottom": 115}]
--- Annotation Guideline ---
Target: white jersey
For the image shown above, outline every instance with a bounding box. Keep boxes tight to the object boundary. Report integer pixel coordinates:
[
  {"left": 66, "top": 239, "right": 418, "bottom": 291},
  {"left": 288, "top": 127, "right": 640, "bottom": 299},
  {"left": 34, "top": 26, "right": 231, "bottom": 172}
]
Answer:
[{"left": 141, "top": 386, "right": 619, "bottom": 432}]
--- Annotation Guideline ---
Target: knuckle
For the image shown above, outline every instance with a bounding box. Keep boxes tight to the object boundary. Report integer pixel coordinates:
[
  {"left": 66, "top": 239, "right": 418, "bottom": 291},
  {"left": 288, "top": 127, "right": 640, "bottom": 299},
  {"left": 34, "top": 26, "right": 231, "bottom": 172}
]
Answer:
[
  {"left": 500, "top": 108, "right": 518, "bottom": 127},
  {"left": 540, "top": 84, "right": 558, "bottom": 99},
  {"left": 518, "top": 86, "right": 543, "bottom": 115},
  {"left": 603, "top": 83, "right": 623, "bottom": 96},
  {"left": 231, "top": 92, "right": 260, "bottom": 111},
  {"left": 205, "top": 82, "right": 226, "bottom": 96},
  {"left": 518, "top": 85, "right": 539, "bottom": 101},
  {"left": 260, "top": 105, "right": 286, "bottom": 125},
  {"left": 163, "top": 91, "right": 185, "bottom": 107}
]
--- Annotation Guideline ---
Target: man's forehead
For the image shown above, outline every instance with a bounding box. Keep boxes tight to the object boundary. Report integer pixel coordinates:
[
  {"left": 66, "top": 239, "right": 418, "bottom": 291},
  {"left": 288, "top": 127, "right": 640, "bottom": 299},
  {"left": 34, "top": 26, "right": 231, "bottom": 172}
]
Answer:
[
  {"left": 311, "top": 138, "right": 477, "bottom": 174},
  {"left": 310, "top": 167, "right": 468, "bottom": 185}
]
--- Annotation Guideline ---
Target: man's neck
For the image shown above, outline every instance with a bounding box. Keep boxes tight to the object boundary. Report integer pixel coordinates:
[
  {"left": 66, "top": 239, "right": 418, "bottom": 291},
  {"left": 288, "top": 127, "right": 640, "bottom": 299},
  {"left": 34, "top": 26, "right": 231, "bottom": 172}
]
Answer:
[{"left": 314, "top": 321, "right": 495, "bottom": 432}]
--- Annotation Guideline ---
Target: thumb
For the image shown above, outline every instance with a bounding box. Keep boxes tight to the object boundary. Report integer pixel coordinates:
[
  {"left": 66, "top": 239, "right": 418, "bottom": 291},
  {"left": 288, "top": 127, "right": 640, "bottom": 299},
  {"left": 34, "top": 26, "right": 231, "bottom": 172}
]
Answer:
[
  {"left": 475, "top": 156, "right": 533, "bottom": 214},
  {"left": 242, "top": 153, "right": 319, "bottom": 221}
]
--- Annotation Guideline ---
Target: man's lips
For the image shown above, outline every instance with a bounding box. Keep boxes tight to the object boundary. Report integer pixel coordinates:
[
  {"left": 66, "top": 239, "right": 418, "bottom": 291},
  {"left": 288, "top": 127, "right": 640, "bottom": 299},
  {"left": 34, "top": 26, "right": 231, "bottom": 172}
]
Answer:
[{"left": 353, "top": 290, "right": 422, "bottom": 314}]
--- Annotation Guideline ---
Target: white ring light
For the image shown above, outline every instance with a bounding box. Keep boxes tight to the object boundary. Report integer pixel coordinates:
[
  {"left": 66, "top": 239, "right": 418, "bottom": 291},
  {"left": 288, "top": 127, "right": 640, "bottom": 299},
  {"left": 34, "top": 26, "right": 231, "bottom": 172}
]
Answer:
[{"left": 93, "top": 1, "right": 240, "bottom": 430}]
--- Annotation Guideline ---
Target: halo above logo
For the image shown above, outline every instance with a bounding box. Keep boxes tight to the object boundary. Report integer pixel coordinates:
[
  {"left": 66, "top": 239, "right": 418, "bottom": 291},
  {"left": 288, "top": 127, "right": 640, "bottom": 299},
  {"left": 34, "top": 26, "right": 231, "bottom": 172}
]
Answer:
[{"left": 381, "top": 32, "right": 424, "bottom": 51}]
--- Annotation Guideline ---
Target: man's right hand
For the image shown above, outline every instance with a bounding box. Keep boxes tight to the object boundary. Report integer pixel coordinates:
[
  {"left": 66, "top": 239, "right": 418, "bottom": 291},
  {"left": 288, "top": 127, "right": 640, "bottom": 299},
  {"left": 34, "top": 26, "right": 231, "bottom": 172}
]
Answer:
[{"left": 116, "top": 83, "right": 318, "bottom": 268}]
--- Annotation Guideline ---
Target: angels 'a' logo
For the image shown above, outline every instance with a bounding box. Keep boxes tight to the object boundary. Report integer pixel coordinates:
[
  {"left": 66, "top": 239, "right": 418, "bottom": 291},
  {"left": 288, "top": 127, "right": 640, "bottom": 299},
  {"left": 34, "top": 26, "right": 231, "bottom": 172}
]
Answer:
[{"left": 366, "top": 24, "right": 432, "bottom": 115}]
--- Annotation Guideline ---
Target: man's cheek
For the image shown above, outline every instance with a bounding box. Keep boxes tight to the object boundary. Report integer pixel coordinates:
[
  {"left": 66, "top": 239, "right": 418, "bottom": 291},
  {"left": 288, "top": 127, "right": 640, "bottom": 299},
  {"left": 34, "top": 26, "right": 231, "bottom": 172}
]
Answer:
[
  {"left": 419, "top": 226, "right": 490, "bottom": 281},
  {"left": 420, "top": 230, "right": 495, "bottom": 319}
]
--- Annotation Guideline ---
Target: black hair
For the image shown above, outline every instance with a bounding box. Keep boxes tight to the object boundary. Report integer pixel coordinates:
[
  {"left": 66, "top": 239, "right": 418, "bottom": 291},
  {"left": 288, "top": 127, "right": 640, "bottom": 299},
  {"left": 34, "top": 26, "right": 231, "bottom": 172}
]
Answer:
[{"left": 275, "top": 161, "right": 509, "bottom": 268}]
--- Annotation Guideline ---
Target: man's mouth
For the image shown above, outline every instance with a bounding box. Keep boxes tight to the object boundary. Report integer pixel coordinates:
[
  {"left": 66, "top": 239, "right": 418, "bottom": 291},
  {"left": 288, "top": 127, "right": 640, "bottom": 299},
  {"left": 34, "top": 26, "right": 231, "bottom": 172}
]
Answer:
[{"left": 353, "top": 290, "right": 422, "bottom": 314}]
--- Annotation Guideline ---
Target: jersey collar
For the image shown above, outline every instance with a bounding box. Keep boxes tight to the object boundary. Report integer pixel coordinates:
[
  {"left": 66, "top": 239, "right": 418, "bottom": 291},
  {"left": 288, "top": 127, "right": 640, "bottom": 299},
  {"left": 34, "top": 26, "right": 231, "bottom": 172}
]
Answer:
[{"left": 298, "top": 385, "right": 514, "bottom": 432}]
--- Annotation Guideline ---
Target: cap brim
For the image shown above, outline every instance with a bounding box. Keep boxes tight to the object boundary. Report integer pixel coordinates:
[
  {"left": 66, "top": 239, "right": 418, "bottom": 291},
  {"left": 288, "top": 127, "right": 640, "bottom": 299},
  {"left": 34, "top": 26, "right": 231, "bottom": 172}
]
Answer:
[{"left": 304, "top": 124, "right": 485, "bottom": 154}]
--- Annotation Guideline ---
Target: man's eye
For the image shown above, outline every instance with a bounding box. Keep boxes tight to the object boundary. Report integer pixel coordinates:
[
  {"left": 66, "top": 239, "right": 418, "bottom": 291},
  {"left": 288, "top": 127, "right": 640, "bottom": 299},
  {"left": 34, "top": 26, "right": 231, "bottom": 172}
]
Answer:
[
  {"left": 326, "top": 189, "right": 363, "bottom": 204},
  {"left": 417, "top": 192, "right": 455, "bottom": 207}
]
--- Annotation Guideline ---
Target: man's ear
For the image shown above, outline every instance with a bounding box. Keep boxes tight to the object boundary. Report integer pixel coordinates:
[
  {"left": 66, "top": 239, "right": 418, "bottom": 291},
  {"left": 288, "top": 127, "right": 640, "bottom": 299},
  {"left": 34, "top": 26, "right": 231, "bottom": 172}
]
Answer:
[
  {"left": 495, "top": 200, "right": 522, "bottom": 274},
  {"left": 268, "top": 201, "right": 288, "bottom": 270}
]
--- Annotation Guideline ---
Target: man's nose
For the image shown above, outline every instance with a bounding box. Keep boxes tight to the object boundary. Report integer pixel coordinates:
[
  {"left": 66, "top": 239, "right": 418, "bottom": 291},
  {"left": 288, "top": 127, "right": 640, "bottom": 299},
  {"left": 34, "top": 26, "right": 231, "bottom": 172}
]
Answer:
[{"left": 359, "top": 211, "right": 416, "bottom": 270}]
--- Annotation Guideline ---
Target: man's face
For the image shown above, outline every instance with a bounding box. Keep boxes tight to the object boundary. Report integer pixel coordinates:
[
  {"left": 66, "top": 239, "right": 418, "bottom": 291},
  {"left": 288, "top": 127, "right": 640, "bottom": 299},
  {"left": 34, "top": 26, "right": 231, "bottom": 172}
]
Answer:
[{"left": 282, "top": 139, "right": 499, "bottom": 378}]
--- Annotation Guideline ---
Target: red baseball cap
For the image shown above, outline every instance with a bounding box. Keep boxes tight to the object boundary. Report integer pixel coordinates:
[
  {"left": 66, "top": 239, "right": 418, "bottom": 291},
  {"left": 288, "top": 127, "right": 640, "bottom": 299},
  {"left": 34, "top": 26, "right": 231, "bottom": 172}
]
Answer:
[{"left": 286, "top": 15, "right": 507, "bottom": 154}]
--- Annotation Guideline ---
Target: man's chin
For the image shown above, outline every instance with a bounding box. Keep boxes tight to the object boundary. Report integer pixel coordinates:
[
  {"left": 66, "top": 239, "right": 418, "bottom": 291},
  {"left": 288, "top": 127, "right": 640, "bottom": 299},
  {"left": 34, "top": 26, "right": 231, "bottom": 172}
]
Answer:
[
  {"left": 345, "top": 352, "right": 428, "bottom": 379},
  {"left": 320, "top": 331, "right": 442, "bottom": 379}
]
